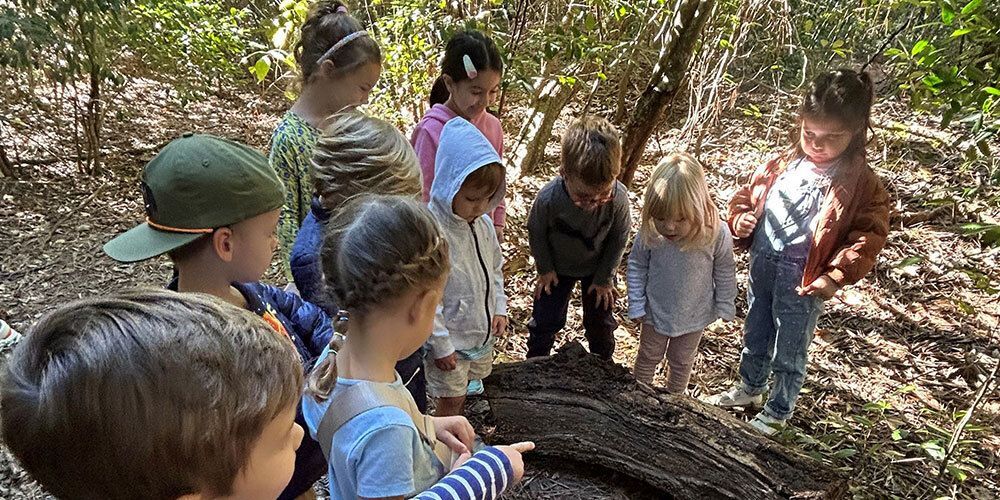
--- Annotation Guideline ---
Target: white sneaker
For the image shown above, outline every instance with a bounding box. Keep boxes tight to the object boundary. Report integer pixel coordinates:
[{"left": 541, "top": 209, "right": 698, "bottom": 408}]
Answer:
[
  {"left": 0, "top": 320, "right": 22, "bottom": 351},
  {"left": 749, "top": 411, "right": 786, "bottom": 436},
  {"left": 706, "top": 384, "right": 762, "bottom": 407}
]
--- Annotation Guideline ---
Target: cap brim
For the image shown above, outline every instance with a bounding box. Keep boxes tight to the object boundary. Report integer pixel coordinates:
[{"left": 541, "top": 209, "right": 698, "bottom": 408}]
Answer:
[{"left": 103, "top": 223, "right": 205, "bottom": 263}]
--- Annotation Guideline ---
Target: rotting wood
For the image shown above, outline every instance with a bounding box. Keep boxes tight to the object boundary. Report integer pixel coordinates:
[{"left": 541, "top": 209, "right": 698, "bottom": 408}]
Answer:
[{"left": 482, "top": 342, "right": 848, "bottom": 499}]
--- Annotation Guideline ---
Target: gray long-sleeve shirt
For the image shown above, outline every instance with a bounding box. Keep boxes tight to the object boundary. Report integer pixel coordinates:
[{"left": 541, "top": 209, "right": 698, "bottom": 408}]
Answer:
[
  {"left": 627, "top": 223, "right": 737, "bottom": 336},
  {"left": 527, "top": 177, "right": 631, "bottom": 285}
]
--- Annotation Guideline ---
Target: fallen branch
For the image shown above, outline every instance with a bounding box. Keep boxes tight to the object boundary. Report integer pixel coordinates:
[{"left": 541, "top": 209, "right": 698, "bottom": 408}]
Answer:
[{"left": 483, "top": 342, "right": 848, "bottom": 499}]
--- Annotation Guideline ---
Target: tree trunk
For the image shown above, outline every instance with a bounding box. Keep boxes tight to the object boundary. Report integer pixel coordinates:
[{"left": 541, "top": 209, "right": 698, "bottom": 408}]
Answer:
[
  {"left": 618, "top": 0, "right": 716, "bottom": 187},
  {"left": 0, "top": 142, "right": 15, "bottom": 178},
  {"left": 482, "top": 342, "right": 848, "bottom": 499},
  {"left": 517, "top": 80, "right": 578, "bottom": 176}
]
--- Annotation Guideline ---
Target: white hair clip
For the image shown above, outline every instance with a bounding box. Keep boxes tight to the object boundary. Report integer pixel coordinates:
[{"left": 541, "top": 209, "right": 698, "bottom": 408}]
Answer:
[
  {"left": 316, "top": 31, "right": 369, "bottom": 65},
  {"left": 462, "top": 54, "right": 478, "bottom": 79}
]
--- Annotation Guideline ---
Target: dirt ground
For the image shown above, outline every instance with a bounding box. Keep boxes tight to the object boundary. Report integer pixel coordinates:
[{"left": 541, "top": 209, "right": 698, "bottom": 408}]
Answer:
[{"left": 1, "top": 77, "right": 998, "bottom": 499}]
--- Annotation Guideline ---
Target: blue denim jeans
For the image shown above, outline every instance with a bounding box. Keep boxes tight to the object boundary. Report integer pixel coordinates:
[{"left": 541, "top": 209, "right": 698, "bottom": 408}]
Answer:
[{"left": 739, "top": 248, "right": 824, "bottom": 421}]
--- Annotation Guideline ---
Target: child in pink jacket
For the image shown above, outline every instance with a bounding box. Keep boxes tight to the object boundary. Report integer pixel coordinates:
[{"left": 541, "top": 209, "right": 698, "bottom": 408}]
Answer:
[{"left": 411, "top": 29, "right": 507, "bottom": 239}]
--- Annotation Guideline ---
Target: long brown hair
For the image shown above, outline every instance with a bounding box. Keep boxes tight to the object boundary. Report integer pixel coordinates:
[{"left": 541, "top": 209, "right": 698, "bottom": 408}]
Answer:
[{"left": 785, "top": 68, "right": 875, "bottom": 163}]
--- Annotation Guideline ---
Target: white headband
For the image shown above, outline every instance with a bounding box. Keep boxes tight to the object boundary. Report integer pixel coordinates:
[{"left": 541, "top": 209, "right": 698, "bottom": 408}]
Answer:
[{"left": 317, "top": 31, "right": 369, "bottom": 65}]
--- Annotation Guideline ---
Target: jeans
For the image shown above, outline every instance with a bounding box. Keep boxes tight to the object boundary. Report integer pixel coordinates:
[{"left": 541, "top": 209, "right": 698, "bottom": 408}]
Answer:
[
  {"left": 739, "top": 248, "right": 823, "bottom": 421},
  {"left": 526, "top": 274, "right": 617, "bottom": 360}
]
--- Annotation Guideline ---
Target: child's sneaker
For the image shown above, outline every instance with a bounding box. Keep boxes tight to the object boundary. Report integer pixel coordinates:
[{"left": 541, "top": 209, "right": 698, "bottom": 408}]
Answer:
[
  {"left": 0, "top": 320, "right": 22, "bottom": 351},
  {"left": 467, "top": 379, "right": 484, "bottom": 396},
  {"left": 749, "top": 411, "right": 786, "bottom": 436},
  {"left": 705, "top": 384, "right": 762, "bottom": 407}
]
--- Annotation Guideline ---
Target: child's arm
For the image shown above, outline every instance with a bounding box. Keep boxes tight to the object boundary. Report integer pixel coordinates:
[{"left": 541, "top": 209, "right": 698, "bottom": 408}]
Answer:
[
  {"left": 267, "top": 286, "right": 334, "bottom": 356},
  {"left": 713, "top": 225, "right": 737, "bottom": 321},
  {"left": 489, "top": 227, "right": 509, "bottom": 334},
  {"left": 824, "top": 175, "right": 891, "bottom": 286},
  {"left": 411, "top": 127, "right": 437, "bottom": 203},
  {"left": 526, "top": 194, "right": 555, "bottom": 277},
  {"left": 412, "top": 447, "right": 516, "bottom": 500},
  {"left": 592, "top": 191, "right": 632, "bottom": 286},
  {"left": 626, "top": 236, "right": 650, "bottom": 321},
  {"left": 428, "top": 304, "right": 457, "bottom": 368}
]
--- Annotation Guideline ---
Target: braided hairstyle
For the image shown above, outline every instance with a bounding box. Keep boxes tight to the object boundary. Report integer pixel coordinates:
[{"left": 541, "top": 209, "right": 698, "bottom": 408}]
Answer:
[
  {"left": 786, "top": 68, "right": 875, "bottom": 162},
  {"left": 307, "top": 195, "right": 449, "bottom": 399},
  {"left": 295, "top": 1, "right": 381, "bottom": 87},
  {"left": 310, "top": 110, "right": 422, "bottom": 216}
]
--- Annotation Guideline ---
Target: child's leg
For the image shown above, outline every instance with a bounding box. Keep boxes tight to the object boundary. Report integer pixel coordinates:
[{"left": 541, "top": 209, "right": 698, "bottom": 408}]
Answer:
[
  {"left": 435, "top": 396, "right": 466, "bottom": 417},
  {"left": 425, "top": 356, "right": 472, "bottom": 416},
  {"left": 764, "top": 260, "right": 824, "bottom": 420},
  {"left": 580, "top": 275, "right": 617, "bottom": 360},
  {"left": 526, "top": 275, "right": 577, "bottom": 358},
  {"left": 738, "top": 252, "right": 779, "bottom": 395},
  {"left": 663, "top": 329, "right": 704, "bottom": 394},
  {"left": 397, "top": 347, "right": 427, "bottom": 413},
  {"left": 633, "top": 323, "right": 669, "bottom": 384}
]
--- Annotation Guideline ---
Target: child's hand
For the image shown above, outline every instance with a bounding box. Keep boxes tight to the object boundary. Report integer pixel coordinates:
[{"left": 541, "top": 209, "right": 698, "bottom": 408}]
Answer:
[
  {"left": 495, "top": 441, "right": 535, "bottom": 482},
  {"left": 435, "top": 353, "right": 458, "bottom": 371},
  {"left": 534, "top": 272, "right": 559, "bottom": 299},
  {"left": 797, "top": 274, "right": 840, "bottom": 300},
  {"left": 495, "top": 225, "right": 505, "bottom": 243},
  {"left": 587, "top": 284, "right": 615, "bottom": 310},
  {"left": 433, "top": 415, "right": 475, "bottom": 454},
  {"left": 492, "top": 315, "right": 508, "bottom": 336},
  {"left": 734, "top": 213, "right": 758, "bottom": 238}
]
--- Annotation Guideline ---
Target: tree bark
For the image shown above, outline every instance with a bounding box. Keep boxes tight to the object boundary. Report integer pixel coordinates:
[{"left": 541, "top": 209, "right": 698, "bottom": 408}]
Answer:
[
  {"left": 482, "top": 342, "right": 848, "bottom": 499},
  {"left": 0, "top": 142, "right": 16, "bottom": 178},
  {"left": 517, "top": 79, "right": 578, "bottom": 176},
  {"left": 618, "top": 0, "right": 716, "bottom": 187}
]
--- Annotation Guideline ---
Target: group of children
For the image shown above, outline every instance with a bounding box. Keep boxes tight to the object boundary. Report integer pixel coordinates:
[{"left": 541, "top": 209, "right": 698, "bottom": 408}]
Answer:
[{"left": 0, "top": 1, "right": 892, "bottom": 498}]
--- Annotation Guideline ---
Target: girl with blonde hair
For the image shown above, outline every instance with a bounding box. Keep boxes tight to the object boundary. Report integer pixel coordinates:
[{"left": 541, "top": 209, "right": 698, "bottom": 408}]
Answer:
[{"left": 627, "top": 152, "right": 737, "bottom": 393}]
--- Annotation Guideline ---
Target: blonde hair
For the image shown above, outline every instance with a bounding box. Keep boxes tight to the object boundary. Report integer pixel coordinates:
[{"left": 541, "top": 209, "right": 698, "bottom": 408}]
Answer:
[
  {"left": 311, "top": 110, "right": 422, "bottom": 217},
  {"left": 561, "top": 115, "right": 622, "bottom": 186},
  {"left": 640, "top": 152, "right": 719, "bottom": 250},
  {"left": 307, "top": 195, "right": 449, "bottom": 399}
]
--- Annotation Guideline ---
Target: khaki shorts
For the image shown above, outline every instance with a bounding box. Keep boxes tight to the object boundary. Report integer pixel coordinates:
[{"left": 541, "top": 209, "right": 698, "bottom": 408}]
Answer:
[{"left": 424, "top": 350, "right": 494, "bottom": 398}]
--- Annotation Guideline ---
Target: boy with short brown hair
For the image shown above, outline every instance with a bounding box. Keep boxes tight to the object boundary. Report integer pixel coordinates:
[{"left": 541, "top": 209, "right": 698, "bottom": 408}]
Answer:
[
  {"left": 526, "top": 116, "right": 631, "bottom": 360},
  {"left": 1, "top": 289, "right": 305, "bottom": 500},
  {"left": 102, "top": 133, "right": 334, "bottom": 498}
]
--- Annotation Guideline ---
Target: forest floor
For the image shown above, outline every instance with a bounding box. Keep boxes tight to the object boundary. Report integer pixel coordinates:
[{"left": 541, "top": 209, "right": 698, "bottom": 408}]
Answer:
[{"left": 1, "top": 76, "right": 998, "bottom": 499}]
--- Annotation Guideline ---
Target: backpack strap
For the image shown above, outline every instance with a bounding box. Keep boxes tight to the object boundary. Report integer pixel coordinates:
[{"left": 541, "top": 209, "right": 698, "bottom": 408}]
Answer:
[{"left": 316, "top": 382, "right": 451, "bottom": 466}]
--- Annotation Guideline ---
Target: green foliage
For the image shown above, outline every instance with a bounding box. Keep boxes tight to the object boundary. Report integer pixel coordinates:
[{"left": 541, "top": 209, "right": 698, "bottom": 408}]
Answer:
[
  {"left": 781, "top": 385, "right": 992, "bottom": 496},
  {"left": 884, "top": 0, "right": 999, "bottom": 160}
]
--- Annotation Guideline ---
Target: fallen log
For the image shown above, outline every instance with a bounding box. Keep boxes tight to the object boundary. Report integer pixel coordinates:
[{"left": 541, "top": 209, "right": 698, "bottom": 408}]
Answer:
[{"left": 482, "top": 342, "right": 848, "bottom": 499}]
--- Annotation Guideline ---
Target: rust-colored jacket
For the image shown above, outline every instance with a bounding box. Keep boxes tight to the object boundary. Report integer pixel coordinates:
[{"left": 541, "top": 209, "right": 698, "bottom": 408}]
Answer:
[{"left": 728, "top": 152, "right": 890, "bottom": 288}]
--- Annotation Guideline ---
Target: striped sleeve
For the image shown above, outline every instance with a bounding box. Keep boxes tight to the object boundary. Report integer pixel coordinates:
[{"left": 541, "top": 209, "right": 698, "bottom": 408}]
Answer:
[{"left": 413, "top": 447, "right": 514, "bottom": 500}]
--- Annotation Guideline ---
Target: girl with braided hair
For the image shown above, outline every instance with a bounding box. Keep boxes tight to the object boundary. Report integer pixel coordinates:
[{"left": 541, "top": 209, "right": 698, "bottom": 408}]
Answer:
[
  {"left": 302, "top": 195, "right": 531, "bottom": 500},
  {"left": 269, "top": 1, "right": 382, "bottom": 279},
  {"left": 289, "top": 109, "right": 430, "bottom": 412}
]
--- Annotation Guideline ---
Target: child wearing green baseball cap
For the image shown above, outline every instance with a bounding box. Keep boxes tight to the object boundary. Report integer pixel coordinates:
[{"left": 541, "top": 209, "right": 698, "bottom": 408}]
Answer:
[{"left": 103, "top": 132, "right": 334, "bottom": 499}]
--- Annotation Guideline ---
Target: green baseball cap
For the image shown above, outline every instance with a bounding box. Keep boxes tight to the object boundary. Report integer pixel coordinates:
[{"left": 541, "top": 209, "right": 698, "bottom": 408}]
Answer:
[{"left": 103, "top": 133, "right": 286, "bottom": 262}]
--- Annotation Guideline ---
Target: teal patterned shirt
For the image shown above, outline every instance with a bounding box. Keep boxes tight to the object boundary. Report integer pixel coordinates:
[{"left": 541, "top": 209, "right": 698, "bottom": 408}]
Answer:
[{"left": 269, "top": 111, "right": 320, "bottom": 279}]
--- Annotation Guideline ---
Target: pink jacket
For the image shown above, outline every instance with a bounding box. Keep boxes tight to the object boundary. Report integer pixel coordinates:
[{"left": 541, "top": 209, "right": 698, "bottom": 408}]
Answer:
[{"left": 411, "top": 104, "right": 506, "bottom": 229}]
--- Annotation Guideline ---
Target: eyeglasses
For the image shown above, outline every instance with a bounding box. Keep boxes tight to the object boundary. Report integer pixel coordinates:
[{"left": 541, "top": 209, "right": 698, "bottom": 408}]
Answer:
[{"left": 566, "top": 180, "right": 614, "bottom": 206}]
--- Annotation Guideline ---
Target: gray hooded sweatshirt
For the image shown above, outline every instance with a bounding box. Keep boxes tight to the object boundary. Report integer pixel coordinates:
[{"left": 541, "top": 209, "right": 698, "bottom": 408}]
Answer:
[{"left": 426, "top": 118, "right": 508, "bottom": 359}]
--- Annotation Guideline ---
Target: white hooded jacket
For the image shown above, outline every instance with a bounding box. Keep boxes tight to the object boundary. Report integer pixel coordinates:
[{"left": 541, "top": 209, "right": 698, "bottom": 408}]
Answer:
[{"left": 426, "top": 118, "right": 508, "bottom": 359}]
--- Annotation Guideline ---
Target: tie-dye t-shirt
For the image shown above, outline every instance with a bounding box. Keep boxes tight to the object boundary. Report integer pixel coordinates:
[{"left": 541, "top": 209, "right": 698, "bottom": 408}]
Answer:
[{"left": 269, "top": 111, "right": 320, "bottom": 279}]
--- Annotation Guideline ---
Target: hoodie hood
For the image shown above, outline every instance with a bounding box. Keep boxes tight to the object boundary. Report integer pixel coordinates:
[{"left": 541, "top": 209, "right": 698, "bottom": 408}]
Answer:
[{"left": 429, "top": 117, "right": 505, "bottom": 224}]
